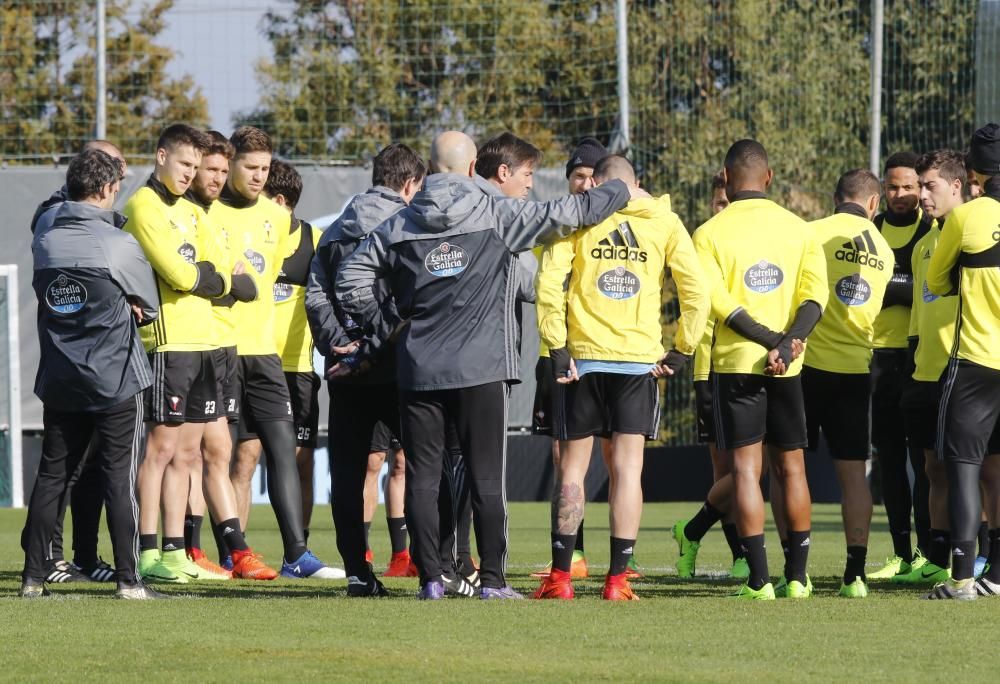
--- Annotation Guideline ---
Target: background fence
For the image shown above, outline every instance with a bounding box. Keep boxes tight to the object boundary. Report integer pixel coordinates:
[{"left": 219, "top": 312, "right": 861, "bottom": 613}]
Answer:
[{"left": 2, "top": 0, "right": 1000, "bottom": 447}]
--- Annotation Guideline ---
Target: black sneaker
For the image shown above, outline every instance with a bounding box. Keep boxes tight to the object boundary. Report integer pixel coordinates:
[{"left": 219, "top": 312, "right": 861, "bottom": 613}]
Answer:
[
  {"left": 75, "top": 557, "right": 116, "bottom": 583},
  {"left": 116, "top": 582, "right": 171, "bottom": 600},
  {"left": 441, "top": 572, "right": 476, "bottom": 597},
  {"left": 347, "top": 566, "right": 389, "bottom": 598},
  {"left": 20, "top": 578, "right": 50, "bottom": 598},
  {"left": 45, "top": 559, "right": 92, "bottom": 584}
]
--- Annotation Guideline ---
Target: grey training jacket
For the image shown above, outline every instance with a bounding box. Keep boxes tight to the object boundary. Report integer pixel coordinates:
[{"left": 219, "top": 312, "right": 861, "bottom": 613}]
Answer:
[
  {"left": 32, "top": 201, "right": 159, "bottom": 412},
  {"left": 335, "top": 173, "right": 629, "bottom": 392}
]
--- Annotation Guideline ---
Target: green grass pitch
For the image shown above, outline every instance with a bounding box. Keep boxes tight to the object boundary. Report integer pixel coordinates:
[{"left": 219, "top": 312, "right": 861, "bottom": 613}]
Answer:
[{"left": 0, "top": 502, "right": 991, "bottom": 682}]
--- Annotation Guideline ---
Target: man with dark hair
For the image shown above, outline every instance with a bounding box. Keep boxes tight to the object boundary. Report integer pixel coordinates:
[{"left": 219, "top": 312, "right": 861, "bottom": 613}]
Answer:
[
  {"left": 336, "top": 130, "right": 642, "bottom": 600},
  {"left": 802, "top": 169, "right": 893, "bottom": 599},
  {"left": 534, "top": 155, "right": 709, "bottom": 600},
  {"left": 22, "top": 149, "right": 163, "bottom": 599},
  {"left": 474, "top": 132, "right": 542, "bottom": 195},
  {"left": 213, "top": 126, "right": 335, "bottom": 579},
  {"left": 892, "top": 150, "right": 968, "bottom": 588},
  {"left": 925, "top": 123, "right": 1000, "bottom": 599},
  {"left": 692, "top": 139, "right": 828, "bottom": 600},
  {"left": 867, "top": 151, "right": 934, "bottom": 580},
  {"left": 710, "top": 172, "right": 730, "bottom": 215},
  {"left": 306, "top": 142, "right": 426, "bottom": 596}
]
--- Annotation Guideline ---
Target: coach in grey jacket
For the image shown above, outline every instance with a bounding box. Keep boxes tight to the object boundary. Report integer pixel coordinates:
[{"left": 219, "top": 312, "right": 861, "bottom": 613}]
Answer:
[
  {"left": 336, "top": 131, "right": 640, "bottom": 599},
  {"left": 21, "top": 149, "right": 162, "bottom": 600}
]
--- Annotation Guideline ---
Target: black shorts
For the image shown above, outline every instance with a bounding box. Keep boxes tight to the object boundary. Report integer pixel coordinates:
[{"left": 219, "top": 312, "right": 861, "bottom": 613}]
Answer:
[
  {"left": 694, "top": 379, "right": 714, "bottom": 443},
  {"left": 531, "top": 356, "right": 559, "bottom": 436},
  {"left": 712, "top": 373, "right": 807, "bottom": 451},
  {"left": 145, "top": 350, "right": 223, "bottom": 424},
  {"left": 236, "top": 354, "right": 293, "bottom": 441},
  {"left": 369, "top": 420, "right": 401, "bottom": 453},
  {"left": 802, "top": 366, "right": 870, "bottom": 460},
  {"left": 286, "top": 371, "right": 321, "bottom": 448},
  {"left": 901, "top": 379, "right": 941, "bottom": 452},
  {"left": 870, "top": 348, "right": 907, "bottom": 450},
  {"left": 554, "top": 372, "right": 660, "bottom": 440},
  {"left": 937, "top": 359, "right": 1000, "bottom": 465},
  {"left": 214, "top": 346, "right": 241, "bottom": 423}
]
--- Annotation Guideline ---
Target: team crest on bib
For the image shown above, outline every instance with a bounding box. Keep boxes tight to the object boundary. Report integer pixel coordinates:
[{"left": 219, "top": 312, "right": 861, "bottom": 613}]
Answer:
[
  {"left": 597, "top": 266, "right": 640, "bottom": 300},
  {"left": 425, "top": 242, "right": 469, "bottom": 277},
  {"left": 835, "top": 273, "right": 871, "bottom": 306},
  {"left": 743, "top": 260, "right": 783, "bottom": 293},
  {"left": 177, "top": 242, "right": 196, "bottom": 264},
  {"left": 273, "top": 282, "right": 293, "bottom": 302},
  {"left": 922, "top": 280, "right": 939, "bottom": 303},
  {"left": 244, "top": 249, "right": 266, "bottom": 274},
  {"left": 45, "top": 274, "right": 87, "bottom": 314}
]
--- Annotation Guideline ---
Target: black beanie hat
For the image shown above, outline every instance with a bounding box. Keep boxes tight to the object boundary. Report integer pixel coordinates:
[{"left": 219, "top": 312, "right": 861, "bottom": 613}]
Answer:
[
  {"left": 969, "top": 123, "right": 1000, "bottom": 176},
  {"left": 565, "top": 137, "right": 608, "bottom": 178}
]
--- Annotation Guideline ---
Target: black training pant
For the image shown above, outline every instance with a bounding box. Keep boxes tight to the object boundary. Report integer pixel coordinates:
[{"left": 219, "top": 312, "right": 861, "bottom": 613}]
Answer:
[
  {"left": 438, "top": 424, "right": 473, "bottom": 569},
  {"left": 328, "top": 382, "right": 401, "bottom": 579},
  {"left": 401, "top": 382, "right": 509, "bottom": 589},
  {"left": 21, "top": 394, "right": 143, "bottom": 585},
  {"left": 48, "top": 448, "right": 104, "bottom": 565}
]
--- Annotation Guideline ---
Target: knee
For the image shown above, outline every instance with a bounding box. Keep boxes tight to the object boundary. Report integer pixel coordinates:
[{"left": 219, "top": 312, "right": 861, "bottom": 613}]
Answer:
[
  {"left": 367, "top": 451, "right": 386, "bottom": 475},
  {"left": 390, "top": 456, "right": 406, "bottom": 480}
]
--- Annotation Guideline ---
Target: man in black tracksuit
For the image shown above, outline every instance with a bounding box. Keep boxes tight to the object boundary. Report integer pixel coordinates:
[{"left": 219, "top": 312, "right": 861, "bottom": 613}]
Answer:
[
  {"left": 336, "top": 130, "right": 639, "bottom": 600},
  {"left": 22, "top": 149, "right": 163, "bottom": 599}
]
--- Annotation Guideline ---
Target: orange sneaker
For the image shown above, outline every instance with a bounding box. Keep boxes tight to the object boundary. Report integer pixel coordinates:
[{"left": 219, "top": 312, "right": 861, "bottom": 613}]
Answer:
[
  {"left": 231, "top": 548, "right": 278, "bottom": 580},
  {"left": 602, "top": 572, "right": 639, "bottom": 601},
  {"left": 533, "top": 568, "right": 574, "bottom": 600},
  {"left": 384, "top": 551, "right": 419, "bottom": 577},
  {"left": 365, "top": 548, "right": 374, "bottom": 564},
  {"left": 188, "top": 548, "right": 232, "bottom": 579}
]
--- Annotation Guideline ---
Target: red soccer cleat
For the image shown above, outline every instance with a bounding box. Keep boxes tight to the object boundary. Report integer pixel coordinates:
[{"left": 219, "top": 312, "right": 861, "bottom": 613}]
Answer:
[
  {"left": 231, "top": 548, "right": 278, "bottom": 580},
  {"left": 383, "top": 550, "right": 419, "bottom": 577},
  {"left": 602, "top": 572, "right": 639, "bottom": 601},
  {"left": 532, "top": 567, "right": 575, "bottom": 600}
]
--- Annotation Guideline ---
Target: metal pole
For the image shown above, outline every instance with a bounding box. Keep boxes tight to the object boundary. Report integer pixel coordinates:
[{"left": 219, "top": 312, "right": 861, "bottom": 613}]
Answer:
[
  {"left": 96, "top": 0, "right": 107, "bottom": 139},
  {"left": 2, "top": 266, "right": 23, "bottom": 508},
  {"left": 611, "top": 0, "right": 631, "bottom": 153},
  {"left": 869, "top": 0, "right": 884, "bottom": 174}
]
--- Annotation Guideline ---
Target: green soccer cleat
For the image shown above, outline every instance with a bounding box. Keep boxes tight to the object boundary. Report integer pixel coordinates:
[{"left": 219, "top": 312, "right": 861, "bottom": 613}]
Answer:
[
  {"left": 891, "top": 561, "right": 949, "bottom": 586},
  {"left": 140, "top": 549, "right": 189, "bottom": 584},
  {"left": 672, "top": 520, "right": 700, "bottom": 578},
  {"left": 773, "top": 576, "right": 786, "bottom": 596},
  {"left": 729, "top": 557, "right": 750, "bottom": 580},
  {"left": 776, "top": 575, "right": 813, "bottom": 599},
  {"left": 839, "top": 576, "right": 869, "bottom": 598},
  {"left": 867, "top": 555, "right": 910, "bottom": 580},
  {"left": 731, "top": 582, "right": 776, "bottom": 600},
  {"left": 910, "top": 551, "right": 928, "bottom": 572},
  {"left": 158, "top": 549, "right": 203, "bottom": 581}
]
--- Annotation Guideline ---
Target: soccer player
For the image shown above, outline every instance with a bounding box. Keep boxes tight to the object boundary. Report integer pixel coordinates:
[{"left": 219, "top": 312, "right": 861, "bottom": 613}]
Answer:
[
  {"left": 336, "top": 130, "right": 641, "bottom": 600},
  {"left": 892, "top": 150, "right": 967, "bottom": 587},
  {"left": 533, "top": 154, "right": 710, "bottom": 600},
  {"left": 925, "top": 123, "right": 1000, "bottom": 599},
  {"left": 212, "top": 126, "right": 334, "bottom": 579},
  {"left": 22, "top": 149, "right": 162, "bottom": 599},
  {"left": 867, "top": 152, "right": 933, "bottom": 579},
  {"left": 673, "top": 171, "right": 748, "bottom": 580},
  {"left": 802, "top": 169, "right": 893, "bottom": 599},
  {"left": 692, "top": 139, "right": 828, "bottom": 600},
  {"left": 306, "top": 142, "right": 425, "bottom": 596}
]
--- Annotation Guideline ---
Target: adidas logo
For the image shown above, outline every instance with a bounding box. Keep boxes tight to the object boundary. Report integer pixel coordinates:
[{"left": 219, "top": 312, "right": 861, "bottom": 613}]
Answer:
[
  {"left": 163, "top": 544, "right": 179, "bottom": 551},
  {"left": 553, "top": 541, "right": 565, "bottom": 550},
  {"left": 953, "top": 547, "right": 966, "bottom": 557},
  {"left": 223, "top": 526, "right": 235, "bottom": 535},
  {"left": 835, "top": 230, "right": 886, "bottom": 270},
  {"left": 622, "top": 547, "right": 634, "bottom": 555},
  {"left": 591, "top": 222, "right": 648, "bottom": 262},
  {"left": 800, "top": 538, "right": 811, "bottom": 547},
  {"left": 923, "top": 249, "right": 932, "bottom": 260},
  {"left": 347, "top": 576, "right": 364, "bottom": 585}
]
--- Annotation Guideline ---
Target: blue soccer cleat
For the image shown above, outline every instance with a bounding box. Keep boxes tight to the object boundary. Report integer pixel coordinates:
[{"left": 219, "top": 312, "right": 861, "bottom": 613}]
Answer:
[{"left": 280, "top": 550, "right": 346, "bottom": 579}]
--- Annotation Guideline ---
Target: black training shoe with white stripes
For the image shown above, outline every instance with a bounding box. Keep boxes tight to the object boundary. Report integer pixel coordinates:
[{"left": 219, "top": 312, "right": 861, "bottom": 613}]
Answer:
[
  {"left": 441, "top": 572, "right": 476, "bottom": 597},
  {"left": 75, "top": 557, "right": 116, "bottom": 583},
  {"left": 45, "top": 559, "right": 93, "bottom": 584},
  {"left": 974, "top": 576, "right": 1000, "bottom": 597}
]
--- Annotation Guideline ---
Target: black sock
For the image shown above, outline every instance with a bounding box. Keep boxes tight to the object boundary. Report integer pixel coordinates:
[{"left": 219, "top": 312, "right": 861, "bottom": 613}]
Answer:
[
  {"left": 986, "top": 530, "right": 1000, "bottom": 583},
  {"left": 609, "top": 537, "right": 635, "bottom": 576},
  {"left": 977, "top": 521, "right": 989, "bottom": 558},
  {"left": 304, "top": 528, "right": 310, "bottom": 545},
  {"left": 161, "top": 537, "right": 184, "bottom": 553},
  {"left": 928, "top": 528, "right": 950, "bottom": 568},
  {"left": 741, "top": 535, "right": 769, "bottom": 590},
  {"left": 722, "top": 523, "right": 743, "bottom": 562},
  {"left": 551, "top": 533, "right": 577, "bottom": 572},
  {"left": 890, "top": 528, "right": 912, "bottom": 563},
  {"left": 184, "top": 515, "right": 203, "bottom": 552},
  {"left": 388, "top": 517, "right": 408, "bottom": 555},
  {"left": 575, "top": 520, "right": 585, "bottom": 553},
  {"left": 844, "top": 545, "right": 867, "bottom": 584},
  {"left": 209, "top": 513, "right": 229, "bottom": 561},
  {"left": 951, "top": 539, "right": 976, "bottom": 581},
  {"left": 786, "top": 530, "right": 810, "bottom": 584},
  {"left": 139, "top": 534, "right": 158, "bottom": 553},
  {"left": 363, "top": 521, "right": 371, "bottom": 550},
  {"left": 780, "top": 538, "right": 790, "bottom": 579},
  {"left": 216, "top": 518, "right": 249, "bottom": 552},
  {"left": 684, "top": 502, "right": 724, "bottom": 543}
]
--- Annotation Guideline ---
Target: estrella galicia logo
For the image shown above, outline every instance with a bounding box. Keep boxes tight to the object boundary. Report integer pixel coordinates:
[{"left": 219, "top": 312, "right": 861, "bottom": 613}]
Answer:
[
  {"left": 835, "top": 273, "right": 871, "bottom": 306},
  {"left": 177, "top": 242, "right": 196, "bottom": 264},
  {"left": 244, "top": 249, "right": 266, "bottom": 274},
  {"left": 597, "top": 266, "right": 641, "bottom": 300},
  {"left": 45, "top": 274, "right": 87, "bottom": 314},
  {"left": 273, "top": 282, "right": 293, "bottom": 302},
  {"left": 922, "top": 280, "right": 939, "bottom": 303},
  {"left": 743, "top": 260, "right": 783, "bottom": 293},
  {"left": 425, "top": 242, "right": 469, "bottom": 277}
]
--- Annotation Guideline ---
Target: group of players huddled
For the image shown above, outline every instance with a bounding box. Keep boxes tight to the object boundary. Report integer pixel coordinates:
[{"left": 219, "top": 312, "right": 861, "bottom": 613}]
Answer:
[{"left": 18, "top": 119, "right": 1000, "bottom": 602}]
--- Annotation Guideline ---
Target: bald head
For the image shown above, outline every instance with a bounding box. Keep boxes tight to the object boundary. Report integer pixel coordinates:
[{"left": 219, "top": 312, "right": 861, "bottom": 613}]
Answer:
[
  {"left": 430, "top": 131, "right": 477, "bottom": 176},
  {"left": 593, "top": 154, "right": 636, "bottom": 187},
  {"left": 83, "top": 140, "right": 127, "bottom": 175}
]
